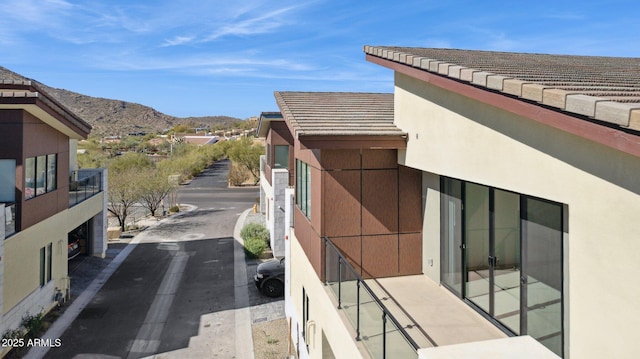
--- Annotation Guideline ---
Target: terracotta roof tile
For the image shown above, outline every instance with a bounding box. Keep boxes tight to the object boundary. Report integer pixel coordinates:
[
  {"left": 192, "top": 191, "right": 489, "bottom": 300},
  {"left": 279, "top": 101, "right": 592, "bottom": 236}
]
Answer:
[{"left": 365, "top": 46, "right": 640, "bottom": 131}]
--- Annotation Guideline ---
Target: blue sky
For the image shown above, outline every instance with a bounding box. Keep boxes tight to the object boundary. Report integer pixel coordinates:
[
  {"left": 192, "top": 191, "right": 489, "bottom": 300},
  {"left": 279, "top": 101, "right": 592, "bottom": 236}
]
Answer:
[{"left": 2, "top": 0, "right": 639, "bottom": 120}]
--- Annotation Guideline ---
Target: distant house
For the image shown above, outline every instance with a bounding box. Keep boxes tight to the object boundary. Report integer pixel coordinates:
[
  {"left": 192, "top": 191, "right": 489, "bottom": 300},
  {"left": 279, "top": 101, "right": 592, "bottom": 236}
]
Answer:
[
  {"left": 171, "top": 133, "right": 219, "bottom": 146},
  {"left": 260, "top": 47, "right": 640, "bottom": 359},
  {"left": 0, "top": 80, "right": 107, "bottom": 348}
]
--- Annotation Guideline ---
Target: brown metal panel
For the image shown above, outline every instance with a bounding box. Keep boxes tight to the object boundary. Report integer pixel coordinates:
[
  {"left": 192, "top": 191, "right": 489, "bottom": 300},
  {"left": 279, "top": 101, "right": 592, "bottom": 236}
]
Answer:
[
  {"left": 362, "top": 149, "right": 397, "bottom": 169},
  {"left": 295, "top": 147, "right": 321, "bottom": 169},
  {"left": 311, "top": 165, "right": 322, "bottom": 231},
  {"left": 362, "top": 169, "right": 398, "bottom": 235},
  {"left": 331, "top": 236, "right": 362, "bottom": 275},
  {"left": 22, "top": 191, "right": 58, "bottom": 229},
  {"left": 399, "top": 233, "right": 423, "bottom": 275},
  {"left": 0, "top": 110, "right": 24, "bottom": 158},
  {"left": 322, "top": 170, "right": 361, "bottom": 237},
  {"left": 362, "top": 234, "right": 398, "bottom": 278},
  {"left": 294, "top": 208, "right": 323, "bottom": 280},
  {"left": 57, "top": 151, "right": 70, "bottom": 212},
  {"left": 270, "top": 122, "right": 294, "bottom": 145},
  {"left": 23, "top": 112, "right": 60, "bottom": 157},
  {"left": 399, "top": 165, "right": 423, "bottom": 233},
  {"left": 320, "top": 149, "right": 360, "bottom": 170},
  {"left": 264, "top": 161, "right": 273, "bottom": 186}
]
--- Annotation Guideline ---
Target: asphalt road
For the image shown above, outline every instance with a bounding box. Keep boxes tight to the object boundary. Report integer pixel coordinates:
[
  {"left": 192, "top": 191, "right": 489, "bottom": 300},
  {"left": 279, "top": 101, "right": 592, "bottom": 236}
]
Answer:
[{"left": 45, "top": 159, "right": 258, "bottom": 358}]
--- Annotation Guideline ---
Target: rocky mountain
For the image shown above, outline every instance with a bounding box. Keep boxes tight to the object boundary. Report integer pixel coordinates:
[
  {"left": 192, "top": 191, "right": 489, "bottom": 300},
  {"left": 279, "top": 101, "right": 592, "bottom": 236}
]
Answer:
[{"left": 0, "top": 66, "right": 240, "bottom": 136}]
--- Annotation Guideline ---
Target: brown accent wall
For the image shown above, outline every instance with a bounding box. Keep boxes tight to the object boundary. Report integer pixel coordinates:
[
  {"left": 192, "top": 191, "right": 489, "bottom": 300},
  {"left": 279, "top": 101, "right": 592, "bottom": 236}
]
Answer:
[
  {"left": 292, "top": 144, "right": 423, "bottom": 280},
  {"left": 320, "top": 148, "right": 423, "bottom": 279},
  {"left": 5, "top": 111, "right": 71, "bottom": 230},
  {"left": 323, "top": 170, "right": 361, "bottom": 237},
  {"left": 362, "top": 169, "right": 398, "bottom": 235},
  {"left": 266, "top": 122, "right": 295, "bottom": 185},
  {"left": 294, "top": 208, "right": 324, "bottom": 280}
]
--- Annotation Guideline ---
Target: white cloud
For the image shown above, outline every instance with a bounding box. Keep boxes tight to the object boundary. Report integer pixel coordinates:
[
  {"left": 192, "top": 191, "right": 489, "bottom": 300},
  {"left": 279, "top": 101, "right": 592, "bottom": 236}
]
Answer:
[
  {"left": 203, "top": 6, "right": 298, "bottom": 42},
  {"left": 162, "top": 36, "right": 196, "bottom": 47}
]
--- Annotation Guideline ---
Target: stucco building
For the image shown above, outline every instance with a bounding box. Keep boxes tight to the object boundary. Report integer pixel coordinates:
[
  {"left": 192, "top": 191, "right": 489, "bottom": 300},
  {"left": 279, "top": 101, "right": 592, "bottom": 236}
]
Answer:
[
  {"left": 260, "top": 46, "right": 640, "bottom": 359},
  {"left": 0, "top": 80, "right": 107, "bottom": 347}
]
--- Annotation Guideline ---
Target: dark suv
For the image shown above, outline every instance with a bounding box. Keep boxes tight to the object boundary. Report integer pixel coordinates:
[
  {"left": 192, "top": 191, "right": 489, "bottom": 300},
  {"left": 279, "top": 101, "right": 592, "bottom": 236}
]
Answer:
[{"left": 254, "top": 257, "right": 285, "bottom": 297}]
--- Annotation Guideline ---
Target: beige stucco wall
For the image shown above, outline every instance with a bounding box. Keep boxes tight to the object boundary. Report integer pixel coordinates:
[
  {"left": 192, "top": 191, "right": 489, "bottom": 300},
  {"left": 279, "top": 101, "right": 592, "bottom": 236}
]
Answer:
[
  {"left": 289, "top": 232, "right": 366, "bottom": 359},
  {"left": 394, "top": 72, "right": 640, "bottom": 359},
  {"left": 3, "top": 192, "right": 104, "bottom": 314}
]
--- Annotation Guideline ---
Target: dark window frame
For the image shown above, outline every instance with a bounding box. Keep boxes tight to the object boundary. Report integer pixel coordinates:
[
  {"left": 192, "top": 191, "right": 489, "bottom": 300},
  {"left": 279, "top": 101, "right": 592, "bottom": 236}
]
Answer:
[
  {"left": 440, "top": 176, "right": 565, "bottom": 356},
  {"left": 295, "top": 160, "right": 311, "bottom": 219},
  {"left": 25, "top": 154, "right": 57, "bottom": 200}
]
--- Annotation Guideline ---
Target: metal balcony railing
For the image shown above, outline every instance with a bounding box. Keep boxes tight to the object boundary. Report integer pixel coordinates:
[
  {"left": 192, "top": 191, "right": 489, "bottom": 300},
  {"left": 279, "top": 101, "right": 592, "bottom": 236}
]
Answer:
[
  {"left": 69, "top": 171, "right": 102, "bottom": 207},
  {"left": 324, "top": 237, "right": 419, "bottom": 359}
]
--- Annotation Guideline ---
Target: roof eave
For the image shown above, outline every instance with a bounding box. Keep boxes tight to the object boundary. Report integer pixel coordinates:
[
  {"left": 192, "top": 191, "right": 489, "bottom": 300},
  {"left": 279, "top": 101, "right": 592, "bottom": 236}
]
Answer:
[
  {"left": 298, "top": 134, "right": 407, "bottom": 150},
  {"left": 365, "top": 51, "right": 640, "bottom": 159}
]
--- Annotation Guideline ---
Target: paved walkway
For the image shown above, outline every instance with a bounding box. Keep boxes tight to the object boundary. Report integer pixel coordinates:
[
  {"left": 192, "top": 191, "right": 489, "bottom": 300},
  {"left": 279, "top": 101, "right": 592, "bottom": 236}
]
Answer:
[{"left": 25, "top": 206, "right": 258, "bottom": 359}]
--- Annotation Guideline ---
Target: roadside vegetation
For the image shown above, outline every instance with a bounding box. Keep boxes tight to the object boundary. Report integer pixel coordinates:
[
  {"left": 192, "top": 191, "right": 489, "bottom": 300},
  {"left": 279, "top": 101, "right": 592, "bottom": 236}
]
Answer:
[
  {"left": 241, "top": 222, "right": 270, "bottom": 258},
  {"left": 78, "top": 125, "right": 263, "bottom": 231}
]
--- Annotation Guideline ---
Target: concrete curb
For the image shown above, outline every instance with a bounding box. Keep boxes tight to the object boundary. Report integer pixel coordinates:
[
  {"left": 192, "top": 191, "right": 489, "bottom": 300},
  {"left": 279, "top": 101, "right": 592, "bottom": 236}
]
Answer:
[{"left": 233, "top": 208, "right": 255, "bottom": 359}]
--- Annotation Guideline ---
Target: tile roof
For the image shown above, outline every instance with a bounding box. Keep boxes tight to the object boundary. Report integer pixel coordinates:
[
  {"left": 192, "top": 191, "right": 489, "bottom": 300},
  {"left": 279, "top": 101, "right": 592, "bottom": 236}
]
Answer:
[
  {"left": 273, "top": 91, "right": 403, "bottom": 137},
  {"left": 365, "top": 46, "right": 640, "bottom": 131}
]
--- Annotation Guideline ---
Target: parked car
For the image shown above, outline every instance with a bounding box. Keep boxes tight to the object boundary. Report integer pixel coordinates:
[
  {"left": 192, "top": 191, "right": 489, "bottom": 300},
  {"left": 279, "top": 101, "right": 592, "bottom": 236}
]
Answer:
[{"left": 254, "top": 257, "right": 285, "bottom": 297}]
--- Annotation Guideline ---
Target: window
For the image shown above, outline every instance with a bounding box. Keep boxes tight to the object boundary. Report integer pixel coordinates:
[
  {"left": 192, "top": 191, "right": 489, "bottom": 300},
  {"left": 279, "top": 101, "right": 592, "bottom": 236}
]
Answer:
[
  {"left": 295, "top": 160, "right": 311, "bottom": 218},
  {"left": 440, "top": 177, "right": 564, "bottom": 356},
  {"left": 47, "top": 154, "right": 57, "bottom": 192},
  {"left": 25, "top": 154, "right": 57, "bottom": 200},
  {"left": 40, "top": 243, "right": 53, "bottom": 286},
  {"left": 0, "top": 159, "right": 16, "bottom": 202},
  {"left": 274, "top": 145, "right": 289, "bottom": 169},
  {"left": 302, "top": 287, "right": 310, "bottom": 347},
  {"left": 25, "top": 157, "right": 35, "bottom": 200},
  {"left": 47, "top": 243, "right": 52, "bottom": 282},
  {"left": 39, "top": 246, "right": 46, "bottom": 286}
]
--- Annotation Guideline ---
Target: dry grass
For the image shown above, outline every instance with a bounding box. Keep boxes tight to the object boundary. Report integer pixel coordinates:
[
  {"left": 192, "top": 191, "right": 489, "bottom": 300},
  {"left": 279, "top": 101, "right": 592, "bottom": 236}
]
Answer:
[{"left": 252, "top": 318, "right": 295, "bottom": 359}]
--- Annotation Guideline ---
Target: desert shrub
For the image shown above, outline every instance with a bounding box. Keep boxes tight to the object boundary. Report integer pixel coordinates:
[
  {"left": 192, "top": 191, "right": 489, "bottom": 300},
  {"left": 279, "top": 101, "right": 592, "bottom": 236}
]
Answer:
[
  {"left": 228, "top": 163, "right": 250, "bottom": 186},
  {"left": 244, "top": 236, "right": 267, "bottom": 258},
  {"left": 241, "top": 223, "right": 270, "bottom": 244},
  {"left": 241, "top": 223, "right": 270, "bottom": 258}
]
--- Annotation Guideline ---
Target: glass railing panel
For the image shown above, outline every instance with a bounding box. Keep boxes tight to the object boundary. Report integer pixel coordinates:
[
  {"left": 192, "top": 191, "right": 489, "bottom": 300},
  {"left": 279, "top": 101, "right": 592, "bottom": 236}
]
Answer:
[
  {"left": 340, "top": 265, "right": 359, "bottom": 331},
  {"left": 385, "top": 317, "right": 419, "bottom": 359},
  {"left": 359, "top": 287, "right": 384, "bottom": 359},
  {"left": 323, "top": 237, "right": 419, "bottom": 359},
  {"left": 69, "top": 172, "right": 103, "bottom": 207},
  {"left": 325, "top": 241, "right": 341, "bottom": 301}
]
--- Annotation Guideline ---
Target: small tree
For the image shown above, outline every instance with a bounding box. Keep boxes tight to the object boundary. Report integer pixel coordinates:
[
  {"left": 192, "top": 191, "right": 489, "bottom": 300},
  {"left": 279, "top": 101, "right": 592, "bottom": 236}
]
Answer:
[
  {"left": 227, "top": 137, "right": 263, "bottom": 184},
  {"left": 107, "top": 153, "right": 152, "bottom": 231},
  {"left": 139, "top": 168, "right": 178, "bottom": 217},
  {"left": 108, "top": 169, "right": 143, "bottom": 232}
]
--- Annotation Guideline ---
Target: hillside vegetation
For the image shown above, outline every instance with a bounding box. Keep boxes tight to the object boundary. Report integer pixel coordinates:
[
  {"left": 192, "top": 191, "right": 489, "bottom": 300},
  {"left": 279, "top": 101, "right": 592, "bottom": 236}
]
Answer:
[{"left": 0, "top": 66, "right": 240, "bottom": 136}]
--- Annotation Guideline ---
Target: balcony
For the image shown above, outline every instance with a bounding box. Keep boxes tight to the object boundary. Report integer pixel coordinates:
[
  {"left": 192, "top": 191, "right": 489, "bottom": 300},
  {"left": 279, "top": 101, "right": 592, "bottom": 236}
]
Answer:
[
  {"left": 69, "top": 170, "right": 103, "bottom": 207},
  {"left": 324, "top": 237, "right": 557, "bottom": 359}
]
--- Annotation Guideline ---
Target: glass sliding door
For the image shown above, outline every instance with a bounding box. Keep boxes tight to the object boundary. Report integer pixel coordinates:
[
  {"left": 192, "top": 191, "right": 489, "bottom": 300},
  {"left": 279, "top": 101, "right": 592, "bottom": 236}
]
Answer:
[
  {"left": 493, "top": 189, "right": 521, "bottom": 334},
  {"left": 441, "top": 177, "right": 564, "bottom": 356},
  {"left": 522, "top": 198, "right": 563, "bottom": 356},
  {"left": 441, "top": 178, "right": 463, "bottom": 296},
  {"left": 464, "top": 183, "right": 490, "bottom": 313}
]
